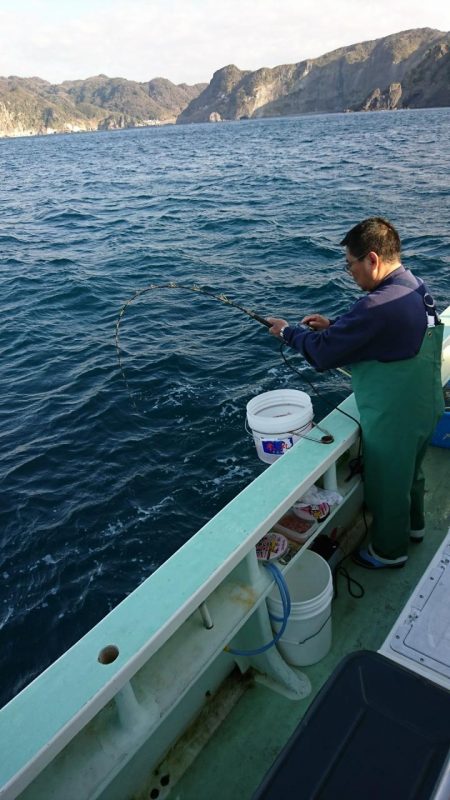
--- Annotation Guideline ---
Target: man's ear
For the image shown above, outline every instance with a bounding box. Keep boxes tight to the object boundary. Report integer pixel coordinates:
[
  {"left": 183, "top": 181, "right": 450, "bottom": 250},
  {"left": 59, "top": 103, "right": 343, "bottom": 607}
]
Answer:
[{"left": 367, "top": 251, "right": 380, "bottom": 276}]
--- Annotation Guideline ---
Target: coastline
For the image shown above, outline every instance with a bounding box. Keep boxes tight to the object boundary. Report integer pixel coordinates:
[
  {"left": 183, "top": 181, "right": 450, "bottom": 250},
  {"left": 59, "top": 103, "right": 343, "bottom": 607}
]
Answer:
[{"left": 0, "top": 117, "right": 175, "bottom": 140}]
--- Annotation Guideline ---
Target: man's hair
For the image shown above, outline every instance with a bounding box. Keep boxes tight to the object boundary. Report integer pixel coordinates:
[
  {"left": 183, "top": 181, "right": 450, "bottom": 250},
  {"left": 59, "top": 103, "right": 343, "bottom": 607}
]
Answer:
[{"left": 340, "top": 217, "right": 401, "bottom": 262}]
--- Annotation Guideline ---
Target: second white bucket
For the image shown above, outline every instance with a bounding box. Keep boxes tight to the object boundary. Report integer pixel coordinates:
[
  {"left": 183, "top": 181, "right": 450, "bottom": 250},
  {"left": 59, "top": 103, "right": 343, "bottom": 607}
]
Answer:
[
  {"left": 246, "top": 389, "right": 313, "bottom": 464},
  {"left": 267, "top": 550, "right": 333, "bottom": 666}
]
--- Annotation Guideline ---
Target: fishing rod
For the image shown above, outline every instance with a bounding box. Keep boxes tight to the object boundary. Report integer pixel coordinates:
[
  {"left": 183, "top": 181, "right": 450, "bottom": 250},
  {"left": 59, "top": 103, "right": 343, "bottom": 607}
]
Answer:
[
  {"left": 115, "top": 282, "right": 271, "bottom": 340},
  {"left": 115, "top": 282, "right": 272, "bottom": 409},
  {"left": 115, "top": 280, "right": 351, "bottom": 373},
  {"left": 115, "top": 281, "right": 271, "bottom": 364},
  {"left": 115, "top": 281, "right": 355, "bottom": 442}
]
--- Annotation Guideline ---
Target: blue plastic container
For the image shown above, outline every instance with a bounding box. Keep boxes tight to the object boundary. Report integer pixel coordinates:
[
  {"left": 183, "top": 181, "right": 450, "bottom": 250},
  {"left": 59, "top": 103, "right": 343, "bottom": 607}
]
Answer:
[{"left": 431, "top": 380, "right": 450, "bottom": 449}]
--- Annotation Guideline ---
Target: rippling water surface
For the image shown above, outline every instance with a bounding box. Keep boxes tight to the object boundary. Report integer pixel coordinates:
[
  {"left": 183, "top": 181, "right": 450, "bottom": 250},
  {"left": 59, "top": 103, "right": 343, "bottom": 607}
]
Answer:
[{"left": 1, "top": 109, "right": 449, "bottom": 705}]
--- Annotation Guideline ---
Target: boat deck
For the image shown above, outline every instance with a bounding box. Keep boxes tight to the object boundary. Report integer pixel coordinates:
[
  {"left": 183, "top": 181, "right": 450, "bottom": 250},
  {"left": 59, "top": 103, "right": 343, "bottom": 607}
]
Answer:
[{"left": 170, "top": 443, "right": 450, "bottom": 800}]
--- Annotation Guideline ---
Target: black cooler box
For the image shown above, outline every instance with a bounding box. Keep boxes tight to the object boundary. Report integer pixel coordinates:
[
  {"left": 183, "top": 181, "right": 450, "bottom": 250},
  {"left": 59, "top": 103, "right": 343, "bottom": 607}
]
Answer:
[{"left": 253, "top": 650, "right": 450, "bottom": 800}]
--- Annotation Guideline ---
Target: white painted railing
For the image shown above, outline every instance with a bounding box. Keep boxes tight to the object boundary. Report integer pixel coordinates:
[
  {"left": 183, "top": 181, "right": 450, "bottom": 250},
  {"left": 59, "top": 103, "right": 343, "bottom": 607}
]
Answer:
[{"left": 0, "top": 389, "right": 363, "bottom": 799}]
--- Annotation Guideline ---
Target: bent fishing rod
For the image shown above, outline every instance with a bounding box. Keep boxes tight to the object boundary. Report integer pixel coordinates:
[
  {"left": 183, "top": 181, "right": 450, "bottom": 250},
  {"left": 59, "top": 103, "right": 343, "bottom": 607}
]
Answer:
[
  {"left": 115, "top": 281, "right": 357, "bottom": 441},
  {"left": 115, "top": 282, "right": 272, "bottom": 411},
  {"left": 115, "top": 281, "right": 271, "bottom": 363}
]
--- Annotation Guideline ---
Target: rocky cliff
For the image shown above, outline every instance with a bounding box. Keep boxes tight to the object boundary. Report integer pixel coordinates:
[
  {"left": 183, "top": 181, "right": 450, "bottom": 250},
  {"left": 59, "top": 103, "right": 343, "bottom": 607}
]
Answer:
[
  {"left": 177, "top": 28, "right": 450, "bottom": 123},
  {"left": 353, "top": 37, "right": 450, "bottom": 111},
  {"left": 400, "top": 39, "right": 450, "bottom": 108},
  {"left": 0, "top": 75, "right": 207, "bottom": 137},
  {"left": 2, "top": 27, "right": 448, "bottom": 137}
]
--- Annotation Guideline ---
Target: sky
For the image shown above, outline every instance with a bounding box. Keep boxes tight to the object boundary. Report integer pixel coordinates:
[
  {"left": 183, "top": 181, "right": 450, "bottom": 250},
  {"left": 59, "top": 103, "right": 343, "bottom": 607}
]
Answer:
[{"left": 1, "top": 0, "right": 449, "bottom": 86}]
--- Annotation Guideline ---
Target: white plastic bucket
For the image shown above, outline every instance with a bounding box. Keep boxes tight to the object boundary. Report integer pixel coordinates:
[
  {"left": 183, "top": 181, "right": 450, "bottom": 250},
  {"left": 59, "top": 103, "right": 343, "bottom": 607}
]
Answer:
[
  {"left": 246, "top": 389, "right": 313, "bottom": 464},
  {"left": 267, "top": 550, "right": 333, "bottom": 666}
]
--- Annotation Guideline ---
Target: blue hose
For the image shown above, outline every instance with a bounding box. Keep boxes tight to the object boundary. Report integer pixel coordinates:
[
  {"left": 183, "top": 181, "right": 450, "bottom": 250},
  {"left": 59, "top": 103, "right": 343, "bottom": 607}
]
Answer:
[
  {"left": 267, "top": 562, "right": 291, "bottom": 623},
  {"left": 226, "top": 562, "right": 291, "bottom": 657}
]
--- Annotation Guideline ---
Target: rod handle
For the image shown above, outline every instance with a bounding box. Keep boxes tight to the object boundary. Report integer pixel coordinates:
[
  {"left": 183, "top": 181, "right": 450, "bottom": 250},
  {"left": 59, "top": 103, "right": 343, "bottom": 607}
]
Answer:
[{"left": 250, "top": 311, "right": 272, "bottom": 328}]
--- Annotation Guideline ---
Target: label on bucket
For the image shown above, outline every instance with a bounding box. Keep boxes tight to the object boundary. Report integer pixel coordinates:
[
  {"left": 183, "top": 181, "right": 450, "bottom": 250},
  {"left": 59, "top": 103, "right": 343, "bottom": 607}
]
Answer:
[{"left": 262, "top": 437, "right": 294, "bottom": 455}]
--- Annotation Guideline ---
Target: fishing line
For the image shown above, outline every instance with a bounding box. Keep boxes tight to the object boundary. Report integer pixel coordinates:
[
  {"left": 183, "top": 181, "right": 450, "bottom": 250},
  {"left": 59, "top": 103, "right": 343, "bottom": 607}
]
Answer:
[
  {"left": 280, "top": 342, "right": 363, "bottom": 479},
  {"left": 280, "top": 344, "right": 362, "bottom": 436}
]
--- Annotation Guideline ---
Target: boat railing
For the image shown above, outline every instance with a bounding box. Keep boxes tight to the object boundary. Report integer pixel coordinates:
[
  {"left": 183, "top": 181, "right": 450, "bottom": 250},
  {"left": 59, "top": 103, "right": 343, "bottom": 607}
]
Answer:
[{"left": 1, "top": 391, "right": 364, "bottom": 799}]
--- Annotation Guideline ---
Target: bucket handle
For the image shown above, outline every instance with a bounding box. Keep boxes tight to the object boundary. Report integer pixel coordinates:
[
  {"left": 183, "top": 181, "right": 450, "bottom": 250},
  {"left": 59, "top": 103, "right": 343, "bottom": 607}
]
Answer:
[
  {"left": 280, "top": 612, "right": 332, "bottom": 647},
  {"left": 245, "top": 419, "right": 334, "bottom": 445},
  {"left": 296, "top": 422, "right": 334, "bottom": 444},
  {"left": 244, "top": 418, "right": 254, "bottom": 437}
]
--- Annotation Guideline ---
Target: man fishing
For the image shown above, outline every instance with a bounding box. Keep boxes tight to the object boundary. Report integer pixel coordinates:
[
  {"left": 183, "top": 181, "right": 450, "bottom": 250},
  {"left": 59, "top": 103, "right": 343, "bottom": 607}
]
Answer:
[{"left": 267, "top": 217, "right": 444, "bottom": 569}]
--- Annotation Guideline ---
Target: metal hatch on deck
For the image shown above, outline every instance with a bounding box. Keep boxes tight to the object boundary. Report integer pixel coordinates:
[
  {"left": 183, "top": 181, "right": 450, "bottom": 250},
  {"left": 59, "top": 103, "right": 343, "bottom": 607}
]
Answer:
[{"left": 379, "top": 529, "right": 450, "bottom": 688}]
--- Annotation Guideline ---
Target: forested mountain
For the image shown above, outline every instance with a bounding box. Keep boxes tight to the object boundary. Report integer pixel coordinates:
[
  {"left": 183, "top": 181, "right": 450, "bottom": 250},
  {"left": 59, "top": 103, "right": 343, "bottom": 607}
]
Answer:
[{"left": 0, "top": 75, "right": 206, "bottom": 137}]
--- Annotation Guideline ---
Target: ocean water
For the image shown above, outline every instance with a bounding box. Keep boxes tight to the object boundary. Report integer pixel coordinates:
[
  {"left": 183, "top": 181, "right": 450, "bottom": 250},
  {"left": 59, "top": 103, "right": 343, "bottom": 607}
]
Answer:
[{"left": 1, "top": 109, "right": 449, "bottom": 707}]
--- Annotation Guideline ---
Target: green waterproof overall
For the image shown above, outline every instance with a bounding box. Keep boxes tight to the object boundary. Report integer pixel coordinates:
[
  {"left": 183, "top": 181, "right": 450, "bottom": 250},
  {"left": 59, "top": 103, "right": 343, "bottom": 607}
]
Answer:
[{"left": 351, "top": 323, "right": 444, "bottom": 560}]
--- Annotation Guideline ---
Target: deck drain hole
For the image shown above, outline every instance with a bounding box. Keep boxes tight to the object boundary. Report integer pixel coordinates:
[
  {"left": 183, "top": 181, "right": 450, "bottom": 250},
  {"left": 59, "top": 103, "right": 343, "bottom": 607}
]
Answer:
[
  {"left": 98, "top": 645, "right": 119, "bottom": 664},
  {"left": 160, "top": 775, "right": 170, "bottom": 787},
  {"left": 150, "top": 789, "right": 159, "bottom": 799}
]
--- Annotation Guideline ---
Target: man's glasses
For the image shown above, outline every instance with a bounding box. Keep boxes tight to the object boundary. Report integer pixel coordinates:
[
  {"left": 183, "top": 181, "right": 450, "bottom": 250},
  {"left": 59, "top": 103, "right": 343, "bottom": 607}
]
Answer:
[{"left": 344, "top": 252, "right": 368, "bottom": 273}]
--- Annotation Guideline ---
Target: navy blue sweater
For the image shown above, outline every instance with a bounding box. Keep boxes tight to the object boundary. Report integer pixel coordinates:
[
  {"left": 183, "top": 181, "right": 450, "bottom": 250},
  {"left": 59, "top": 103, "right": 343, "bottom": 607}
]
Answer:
[{"left": 282, "top": 267, "right": 433, "bottom": 370}]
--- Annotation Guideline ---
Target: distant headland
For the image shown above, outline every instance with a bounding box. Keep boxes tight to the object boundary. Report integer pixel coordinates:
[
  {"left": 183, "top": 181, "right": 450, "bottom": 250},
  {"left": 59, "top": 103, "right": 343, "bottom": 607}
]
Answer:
[{"left": 1, "top": 27, "right": 449, "bottom": 138}]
